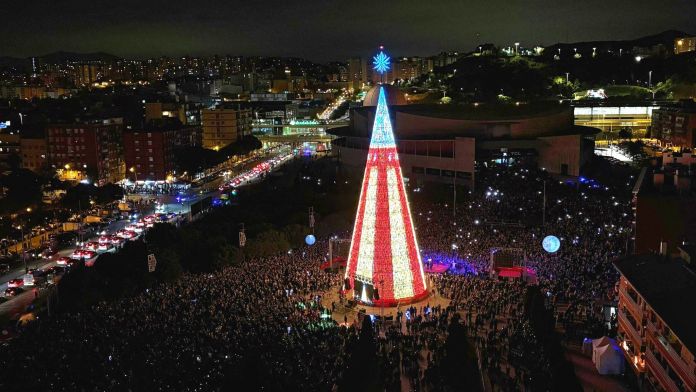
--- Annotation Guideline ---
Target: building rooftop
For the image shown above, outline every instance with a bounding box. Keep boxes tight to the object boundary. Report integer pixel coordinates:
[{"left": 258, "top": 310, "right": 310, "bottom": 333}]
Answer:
[
  {"left": 127, "top": 118, "right": 195, "bottom": 132},
  {"left": 354, "top": 101, "right": 571, "bottom": 121},
  {"left": 330, "top": 123, "right": 598, "bottom": 141},
  {"left": 614, "top": 254, "right": 696, "bottom": 354},
  {"left": 654, "top": 99, "right": 696, "bottom": 113}
]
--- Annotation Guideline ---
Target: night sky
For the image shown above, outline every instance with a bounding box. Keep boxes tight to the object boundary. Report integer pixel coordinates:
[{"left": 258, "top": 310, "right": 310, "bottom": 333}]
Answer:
[{"left": 2, "top": 0, "right": 695, "bottom": 61}]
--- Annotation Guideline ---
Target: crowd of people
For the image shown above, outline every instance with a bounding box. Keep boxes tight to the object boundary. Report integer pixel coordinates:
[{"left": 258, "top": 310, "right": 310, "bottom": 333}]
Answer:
[
  {"left": 0, "top": 164, "right": 633, "bottom": 391},
  {"left": 0, "top": 243, "right": 345, "bottom": 391},
  {"left": 413, "top": 166, "right": 631, "bottom": 389}
]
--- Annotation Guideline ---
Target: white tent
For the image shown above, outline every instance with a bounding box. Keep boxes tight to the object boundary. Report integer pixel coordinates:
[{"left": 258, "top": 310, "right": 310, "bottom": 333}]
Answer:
[{"left": 592, "top": 337, "right": 624, "bottom": 375}]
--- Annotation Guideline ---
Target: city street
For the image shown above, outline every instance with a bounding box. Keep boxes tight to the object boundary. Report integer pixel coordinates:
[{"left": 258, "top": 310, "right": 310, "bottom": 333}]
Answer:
[
  {"left": 0, "top": 146, "right": 297, "bottom": 319},
  {"left": 1, "top": 219, "right": 133, "bottom": 285}
]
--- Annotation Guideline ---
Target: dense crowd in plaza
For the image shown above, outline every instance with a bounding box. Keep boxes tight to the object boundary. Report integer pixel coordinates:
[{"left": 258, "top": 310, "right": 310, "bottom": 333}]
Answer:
[
  {"left": 415, "top": 166, "right": 631, "bottom": 389},
  {"left": 0, "top": 165, "right": 632, "bottom": 391},
  {"left": 0, "top": 242, "right": 345, "bottom": 391}
]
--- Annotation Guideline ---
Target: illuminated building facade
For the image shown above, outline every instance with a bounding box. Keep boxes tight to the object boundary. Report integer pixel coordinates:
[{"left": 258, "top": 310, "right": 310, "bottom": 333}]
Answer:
[
  {"left": 344, "top": 85, "right": 428, "bottom": 306},
  {"left": 201, "top": 107, "right": 252, "bottom": 150},
  {"left": 47, "top": 118, "right": 125, "bottom": 185},
  {"left": 333, "top": 89, "right": 596, "bottom": 184},
  {"left": 674, "top": 37, "right": 696, "bottom": 55},
  {"left": 123, "top": 120, "right": 199, "bottom": 181}
]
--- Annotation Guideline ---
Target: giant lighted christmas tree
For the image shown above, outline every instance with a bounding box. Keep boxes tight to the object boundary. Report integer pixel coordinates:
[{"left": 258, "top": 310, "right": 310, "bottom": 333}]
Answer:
[{"left": 344, "top": 50, "right": 428, "bottom": 306}]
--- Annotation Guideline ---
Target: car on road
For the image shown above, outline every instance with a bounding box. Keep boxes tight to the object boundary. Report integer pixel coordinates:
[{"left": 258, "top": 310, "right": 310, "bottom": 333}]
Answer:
[
  {"left": 7, "top": 278, "right": 24, "bottom": 288},
  {"left": 52, "top": 232, "right": 79, "bottom": 250},
  {"left": 28, "top": 268, "right": 46, "bottom": 277},
  {"left": 56, "top": 256, "right": 71, "bottom": 266},
  {"left": 4, "top": 287, "right": 24, "bottom": 297},
  {"left": 45, "top": 266, "right": 66, "bottom": 284},
  {"left": 23, "top": 273, "right": 36, "bottom": 286},
  {"left": 97, "top": 242, "right": 115, "bottom": 253},
  {"left": 81, "top": 250, "right": 97, "bottom": 259},
  {"left": 70, "top": 249, "right": 96, "bottom": 260},
  {"left": 84, "top": 242, "right": 100, "bottom": 251},
  {"left": 125, "top": 224, "right": 143, "bottom": 233},
  {"left": 116, "top": 230, "right": 136, "bottom": 239},
  {"left": 46, "top": 266, "right": 65, "bottom": 275},
  {"left": 38, "top": 246, "right": 58, "bottom": 259}
]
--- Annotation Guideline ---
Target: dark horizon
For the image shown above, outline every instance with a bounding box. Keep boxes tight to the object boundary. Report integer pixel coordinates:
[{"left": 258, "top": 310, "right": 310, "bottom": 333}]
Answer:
[{"left": 2, "top": 0, "right": 695, "bottom": 62}]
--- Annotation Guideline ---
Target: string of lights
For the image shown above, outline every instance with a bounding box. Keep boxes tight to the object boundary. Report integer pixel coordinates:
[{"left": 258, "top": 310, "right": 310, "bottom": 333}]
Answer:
[{"left": 344, "top": 81, "right": 428, "bottom": 306}]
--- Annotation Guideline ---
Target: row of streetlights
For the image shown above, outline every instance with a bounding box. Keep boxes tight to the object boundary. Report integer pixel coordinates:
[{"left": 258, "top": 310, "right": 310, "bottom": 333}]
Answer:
[{"left": 16, "top": 207, "right": 32, "bottom": 273}]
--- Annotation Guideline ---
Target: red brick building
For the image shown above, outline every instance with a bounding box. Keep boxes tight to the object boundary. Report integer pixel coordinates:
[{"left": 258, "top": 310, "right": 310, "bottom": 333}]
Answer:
[
  {"left": 631, "top": 167, "right": 696, "bottom": 255},
  {"left": 614, "top": 255, "right": 696, "bottom": 392},
  {"left": 46, "top": 118, "right": 125, "bottom": 185},
  {"left": 123, "top": 120, "right": 199, "bottom": 181}
]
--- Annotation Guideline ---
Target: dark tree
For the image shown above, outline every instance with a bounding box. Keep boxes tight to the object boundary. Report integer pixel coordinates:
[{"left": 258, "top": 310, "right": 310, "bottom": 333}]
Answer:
[{"left": 618, "top": 128, "right": 632, "bottom": 139}]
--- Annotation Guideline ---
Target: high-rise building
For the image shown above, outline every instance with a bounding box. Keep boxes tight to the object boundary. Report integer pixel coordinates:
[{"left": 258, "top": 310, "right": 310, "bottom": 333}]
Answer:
[
  {"left": 73, "top": 63, "right": 101, "bottom": 86},
  {"left": 201, "top": 107, "right": 252, "bottom": 150},
  {"left": 20, "top": 136, "right": 47, "bottom": 172},
  {"left": 123, "top": 120, "right": 198, "bottom": 181},
  {"left": 46, "top": 119, "right": 125, "bottom": 185},
  {"left": 347, "top": 57, "right": 366, "bottom": 88},
  {"left": 674, "top": 37, "right": 696, "bottom": 54},
  {"left": 344, "top": 86, "right": 428, "bottom": 306},
  {"left": 391, "top": 57, "right": 424, "bottom": 82}
]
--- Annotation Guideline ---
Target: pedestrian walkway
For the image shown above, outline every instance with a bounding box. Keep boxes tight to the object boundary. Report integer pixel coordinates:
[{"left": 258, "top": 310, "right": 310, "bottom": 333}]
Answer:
[{"left": 565, "top": 346, "right": 632, "bottom": 392}]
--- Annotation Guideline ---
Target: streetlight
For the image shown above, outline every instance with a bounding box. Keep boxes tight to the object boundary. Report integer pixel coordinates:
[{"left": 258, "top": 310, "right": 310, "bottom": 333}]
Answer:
[
  {"left": 514, "top": 42, "right": 520, "bottom": 56},
  {"left": 17, "top": 225, "right": 27, "bottom": 273},
  {"left": 130, "top": 166, "right": 138, "bottom": 183},
  {"left": 649, "top": 70, "right": 655, "bottom": 99}
]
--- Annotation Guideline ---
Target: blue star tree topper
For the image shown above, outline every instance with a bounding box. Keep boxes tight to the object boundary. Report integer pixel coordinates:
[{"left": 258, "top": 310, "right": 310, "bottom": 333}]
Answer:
[{"left": 373, "top": 48, "right": 391, "bottom": 74}]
